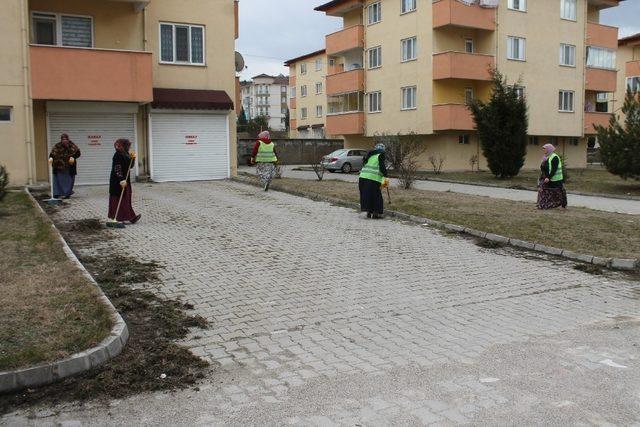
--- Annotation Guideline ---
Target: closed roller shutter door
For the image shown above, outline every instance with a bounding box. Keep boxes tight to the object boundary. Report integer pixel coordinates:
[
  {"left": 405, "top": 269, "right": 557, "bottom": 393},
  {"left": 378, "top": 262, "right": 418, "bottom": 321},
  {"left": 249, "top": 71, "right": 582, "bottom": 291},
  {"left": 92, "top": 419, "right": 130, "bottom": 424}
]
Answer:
[
  {"left": 48, "top": 113, "right": 136, "bottom": 185},
  {"left": 151, "top": 113, "right": 229, "bottom": 182}
]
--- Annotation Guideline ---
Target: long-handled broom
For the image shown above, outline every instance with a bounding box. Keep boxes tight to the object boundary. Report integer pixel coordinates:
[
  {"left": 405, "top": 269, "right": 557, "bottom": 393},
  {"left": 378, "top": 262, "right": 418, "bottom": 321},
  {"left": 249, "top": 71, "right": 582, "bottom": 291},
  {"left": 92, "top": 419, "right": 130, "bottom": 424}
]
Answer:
[{"left": 106, "top": 156, "right": 135, "bottom": 229}]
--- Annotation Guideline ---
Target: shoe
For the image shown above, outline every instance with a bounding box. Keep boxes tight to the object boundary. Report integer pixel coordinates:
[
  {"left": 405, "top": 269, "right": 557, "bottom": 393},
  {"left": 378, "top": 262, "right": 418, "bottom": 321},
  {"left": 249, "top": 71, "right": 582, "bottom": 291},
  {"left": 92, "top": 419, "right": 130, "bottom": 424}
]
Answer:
[
  {"left": 372, "top": 213, "right": 385, "bottom": 219},
  {"left": 130, "top": 214, "right": 142, "bottom": 224},
  {"left": 264, "top": 182, "right": 270, "bottom": 191},
  {"left": 63, "top": 195, "right": 71, "bottom": 199}
]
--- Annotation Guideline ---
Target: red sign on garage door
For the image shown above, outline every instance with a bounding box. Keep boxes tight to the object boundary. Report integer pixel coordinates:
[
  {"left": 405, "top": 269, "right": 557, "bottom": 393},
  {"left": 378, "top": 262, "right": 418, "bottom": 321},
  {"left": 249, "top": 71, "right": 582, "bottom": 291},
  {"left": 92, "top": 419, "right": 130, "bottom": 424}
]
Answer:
[
  {"left": 88, "top": 135, "right": 102, "bottom": 146},
  {"left": 185, "top": 135, "right": 198, "bottom": 145}
]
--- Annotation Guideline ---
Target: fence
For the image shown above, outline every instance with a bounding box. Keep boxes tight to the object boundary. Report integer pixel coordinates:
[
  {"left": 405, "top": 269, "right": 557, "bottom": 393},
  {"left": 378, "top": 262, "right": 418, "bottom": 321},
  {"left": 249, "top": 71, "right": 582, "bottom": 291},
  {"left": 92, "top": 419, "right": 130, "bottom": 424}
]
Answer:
[{"left": 237, "top": 139, "right": 344, "bottom": 166}]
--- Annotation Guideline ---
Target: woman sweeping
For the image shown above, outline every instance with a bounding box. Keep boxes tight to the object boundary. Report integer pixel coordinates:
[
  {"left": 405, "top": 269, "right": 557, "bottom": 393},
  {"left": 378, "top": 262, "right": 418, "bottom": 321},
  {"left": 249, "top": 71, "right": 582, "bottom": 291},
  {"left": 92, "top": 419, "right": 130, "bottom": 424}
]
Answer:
[
  {"left": 109, "top": 139, "right": 141, "bottom": 224},
  {"left": 48, "top": 133, "right": 81, "bottom": 199},
  {"left": 536, "top": 143, "right": 567, "bottom": 210},
  {"left": 359, "top": 143, "right": 390, "bottom": 219},
  {"left": 251, "top": 130, "right": 278, "bottom": 191}
]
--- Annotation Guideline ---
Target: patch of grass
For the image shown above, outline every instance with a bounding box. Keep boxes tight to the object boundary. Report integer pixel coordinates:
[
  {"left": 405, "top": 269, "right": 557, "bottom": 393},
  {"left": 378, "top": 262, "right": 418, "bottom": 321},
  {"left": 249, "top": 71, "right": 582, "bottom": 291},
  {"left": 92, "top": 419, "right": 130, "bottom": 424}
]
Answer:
[
  {"left": 574, "top": 264, "right": 604, "bottom": 275},
  {"left": 267, "top": 177, "right": 640, "bottom": 260},
  {"left": 475, "top": 238, "right": 506, "bottom": 249},
  {"left": 0, "top": 192, "right": 112, "bottom": 372}
]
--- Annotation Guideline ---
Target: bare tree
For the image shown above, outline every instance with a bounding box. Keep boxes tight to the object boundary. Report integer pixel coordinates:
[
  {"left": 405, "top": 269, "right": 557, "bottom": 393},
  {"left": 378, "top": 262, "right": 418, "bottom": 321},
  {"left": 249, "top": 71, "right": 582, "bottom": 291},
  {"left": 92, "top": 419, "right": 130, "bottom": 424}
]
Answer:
[
  {"left": 375, "top": 132, "right": 426, "bottom": 189},
  {"left": 428, "top": 154, "right": 446, "bottom": 174},
  {"left": 310, "top": 157, "right": 326, "bottom": 181},
  {"left": 275, "top": 165, "right": 284, "bottom": 179},
  {"left": 469, "top": 154, "right": 479, "bottom": 172}
]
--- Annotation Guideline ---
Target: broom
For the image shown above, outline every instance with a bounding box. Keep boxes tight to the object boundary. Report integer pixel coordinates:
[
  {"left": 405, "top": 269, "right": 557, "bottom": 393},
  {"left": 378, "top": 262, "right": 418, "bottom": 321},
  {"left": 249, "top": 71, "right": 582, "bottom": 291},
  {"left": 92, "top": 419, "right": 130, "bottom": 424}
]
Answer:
[{"left": 106, "top": 156, "right": 135, "bottom": 229}]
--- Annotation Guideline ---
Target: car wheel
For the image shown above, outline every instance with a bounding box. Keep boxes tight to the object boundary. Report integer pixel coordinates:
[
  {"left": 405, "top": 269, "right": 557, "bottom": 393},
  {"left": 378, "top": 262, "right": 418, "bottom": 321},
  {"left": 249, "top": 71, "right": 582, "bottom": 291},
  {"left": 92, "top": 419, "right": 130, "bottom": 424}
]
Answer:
[{"left": 341, "top": 163, "right": 352, "bottom": 174}]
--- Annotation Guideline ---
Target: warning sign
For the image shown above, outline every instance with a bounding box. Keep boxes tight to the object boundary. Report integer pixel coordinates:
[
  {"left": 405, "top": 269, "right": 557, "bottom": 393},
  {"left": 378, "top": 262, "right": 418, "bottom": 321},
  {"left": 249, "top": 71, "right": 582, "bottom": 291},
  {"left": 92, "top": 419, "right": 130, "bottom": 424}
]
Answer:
[
  {"left": 88, "top": 135, "right": 102, "bottom": 146},
  {"left": 185, "top": 135, "right": 198, "bottom": 145}
]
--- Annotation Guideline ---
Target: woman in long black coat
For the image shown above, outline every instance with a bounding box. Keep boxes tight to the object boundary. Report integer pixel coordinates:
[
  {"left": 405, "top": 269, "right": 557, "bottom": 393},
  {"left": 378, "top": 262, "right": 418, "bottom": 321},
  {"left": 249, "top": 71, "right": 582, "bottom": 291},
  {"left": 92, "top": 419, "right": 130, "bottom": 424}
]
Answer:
[{"left": 108, "top": 139, "right": 141, "bottom": 223}]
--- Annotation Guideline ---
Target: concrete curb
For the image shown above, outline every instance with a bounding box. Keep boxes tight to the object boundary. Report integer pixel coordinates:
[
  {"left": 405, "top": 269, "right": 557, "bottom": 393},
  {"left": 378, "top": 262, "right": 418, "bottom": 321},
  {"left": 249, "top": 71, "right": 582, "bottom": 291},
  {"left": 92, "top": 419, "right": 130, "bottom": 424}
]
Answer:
[
  {"left": 232, "top": 176, "right": 638, "bottom": 272},
  {"left": 0, "top": 189, "right": 129, "bottom": 393}
]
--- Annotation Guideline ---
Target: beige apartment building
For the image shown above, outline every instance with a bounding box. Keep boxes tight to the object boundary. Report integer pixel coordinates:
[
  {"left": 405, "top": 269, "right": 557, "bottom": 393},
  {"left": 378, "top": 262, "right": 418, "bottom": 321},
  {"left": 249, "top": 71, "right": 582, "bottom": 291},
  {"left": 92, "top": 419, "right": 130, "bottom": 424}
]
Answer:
[
  {"left": 1, "top": 0, "right": 239, "bottom": 187},
  {"left": 314, "top": 0, "right": 622, "bottom": 170},
  {"left": 615, "top": 32, "right": 640, "bottom": 122},
  {"left": 285, "top": 49, "right": 329, "bottom": 138}
]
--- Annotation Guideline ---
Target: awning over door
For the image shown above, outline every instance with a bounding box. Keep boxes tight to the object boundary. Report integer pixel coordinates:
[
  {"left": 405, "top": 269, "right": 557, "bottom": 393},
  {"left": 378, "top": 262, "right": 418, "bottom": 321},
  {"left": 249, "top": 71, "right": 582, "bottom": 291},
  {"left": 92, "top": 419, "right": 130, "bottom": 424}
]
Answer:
[{"left": 152, "top": 88, "right": 234, "bottom": 111}]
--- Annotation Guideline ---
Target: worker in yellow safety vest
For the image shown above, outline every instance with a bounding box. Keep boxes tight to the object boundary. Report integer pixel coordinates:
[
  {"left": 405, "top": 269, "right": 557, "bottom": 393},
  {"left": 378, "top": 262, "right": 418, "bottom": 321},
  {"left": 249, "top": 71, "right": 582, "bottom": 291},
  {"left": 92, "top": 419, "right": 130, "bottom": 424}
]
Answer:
[
  {"left": 359, "top": 143, "right": 390, "bottom": 219},
  {"left": 537, "top": 143, "right": 567, "bottom": 209},
  {"left": 251, "top": 130, "right": 278, "bottom": 191}
]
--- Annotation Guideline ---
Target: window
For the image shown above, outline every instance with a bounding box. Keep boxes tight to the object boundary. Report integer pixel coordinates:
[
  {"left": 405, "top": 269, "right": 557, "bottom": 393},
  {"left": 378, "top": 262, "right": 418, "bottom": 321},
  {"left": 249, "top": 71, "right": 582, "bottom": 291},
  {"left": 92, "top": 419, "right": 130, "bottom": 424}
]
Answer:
[
  {"left": 327, "top": 92, "right": 364, "bottom": 114},
  {"left": 301, "top": 85, "right": 307, "bottom": 97},
  {"left": 300, "top": 63, "right": 307, "bottom": 75},
  {"left": 282, "top": 107, "right": 287, "bottom": 115},
  {"left": 587, "top": 46, "right": 616, "bottom": 70},
  {"left": 401, "top": 86, "right": 417, "bottom": 110},
  {"left": 465, "top": 38, "right": 474, "bottom": 54},
  {"left": 0, "top": 107, "right": 12, "bottom": 122},
  {"left": 31, "top": 12, "right": 93, "bottom": 47},
  {"left": 559, "top": 90, "right": 575, "bottom": 112},
  {"left": 401, "top": 0, "right": 416, "bottom": 14},
  {"left": 291, "top": 87, "right": 296, "bottom": 98},
  {"left": 561, "top": 0, "right": 577, "bottom": 21},
  {"left": 464, "top": 87, "right": 473, "bottom": 104},
  {"left": 458, "top": 135, "right": 471, "bottom": 145},
  {"left": 528, "top": 136, "right": 539, "bottom": 146},
  {"left": 368, "top": 2, "right": 382, "bottom": 25},
  {"left": 596, "top": 92, "right": 608, "bottom": 112},
  {"left": 301, "top": 108, "right": 308, "bottom": 119},
  {"left": 281, "top": 86, "right": 287, "bottom": 93},
  {"left": 368, "top": 91, "right": 382, "bottom": 113},
  {"left": 507, "top": 36, "right": 526, "bottom": 61},
  {"left": 514, "top": 85, "right": 525, "bottom": 99},
  {"left": 568, "top": 137, "right": 579, "bottom": 146},
  {"left": 315, "top": 58, "right": 323, "bottom": 71},
  {"left": 316, "top": 82, "right": 323, "bottom": 94},
  {"left": 368, "top": 46, "right": 382, "bottom": 69},
  {"left": 559, "top": 43, "right": 576, "bottom": 67},
  {"left": 627, "top": 77, "right": 640, "bottom": 93},
  {"left": 316, "top": 105, "right": 323, "bottom": 117},
  {"left": 159, "top": 23, "right": 205, "bottom": 65},
  {"left": 401, "top": 37, "right": 417, "bottom": 62},
  {"left": 508, "top": 0, "right": 526, "bottom": 12}
]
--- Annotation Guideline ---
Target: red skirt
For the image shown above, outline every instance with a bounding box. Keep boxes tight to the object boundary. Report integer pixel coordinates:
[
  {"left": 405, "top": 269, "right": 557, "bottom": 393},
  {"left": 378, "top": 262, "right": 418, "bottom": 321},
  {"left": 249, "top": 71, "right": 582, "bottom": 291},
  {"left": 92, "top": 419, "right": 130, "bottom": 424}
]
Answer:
[{"left": 108, "top": 185, "right": 137, "bottom": 221}]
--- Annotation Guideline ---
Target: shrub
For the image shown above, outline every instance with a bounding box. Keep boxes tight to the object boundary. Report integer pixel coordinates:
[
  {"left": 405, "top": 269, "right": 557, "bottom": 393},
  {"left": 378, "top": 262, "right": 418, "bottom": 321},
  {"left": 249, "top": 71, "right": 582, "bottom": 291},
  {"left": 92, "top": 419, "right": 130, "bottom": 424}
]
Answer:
[
  {"left": 375, "top": 132, "right": 426, "bottom": 189},
  {"left": 0, "top": 165, "right": 8, "bottom": 202}
]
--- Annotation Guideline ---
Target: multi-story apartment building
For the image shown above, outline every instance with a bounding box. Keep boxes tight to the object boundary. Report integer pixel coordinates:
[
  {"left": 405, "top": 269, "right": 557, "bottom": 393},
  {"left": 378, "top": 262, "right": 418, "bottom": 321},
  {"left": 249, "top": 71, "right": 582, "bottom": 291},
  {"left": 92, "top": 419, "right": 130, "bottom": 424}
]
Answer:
[
  {"left": 240, "top": 74, "right": 289, "bottom": 131},
  {"left": 314, "top": 0, "right": 622, "bottom": 170},
  {"left": 1, "top": 0, "right": 239, "bottom": 186},
  {"left": 614, "top": 33, "right": 640, "bottom": 122},
  {"left": 285, "top": 49, "right": 329, "bottom": 138}
]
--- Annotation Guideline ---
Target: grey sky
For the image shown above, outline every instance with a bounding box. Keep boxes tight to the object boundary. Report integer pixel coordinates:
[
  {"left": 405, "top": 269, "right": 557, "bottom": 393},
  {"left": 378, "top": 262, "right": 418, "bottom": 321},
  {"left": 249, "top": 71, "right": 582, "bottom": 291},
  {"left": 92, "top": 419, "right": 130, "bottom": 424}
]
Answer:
[{"left": 236, "top": 0, "right": 640, "bottom": 80}]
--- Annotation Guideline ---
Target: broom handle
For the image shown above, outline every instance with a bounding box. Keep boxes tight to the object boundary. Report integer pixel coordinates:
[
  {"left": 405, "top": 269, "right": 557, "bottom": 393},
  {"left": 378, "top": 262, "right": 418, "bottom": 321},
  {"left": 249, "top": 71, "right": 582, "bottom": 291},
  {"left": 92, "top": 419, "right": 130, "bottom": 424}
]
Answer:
[
  {"left": 112, "top": 157, "right": 135, "bottom": 221},
  {"left": 386, "top": 186, "right": 391, "bottom": 204}
]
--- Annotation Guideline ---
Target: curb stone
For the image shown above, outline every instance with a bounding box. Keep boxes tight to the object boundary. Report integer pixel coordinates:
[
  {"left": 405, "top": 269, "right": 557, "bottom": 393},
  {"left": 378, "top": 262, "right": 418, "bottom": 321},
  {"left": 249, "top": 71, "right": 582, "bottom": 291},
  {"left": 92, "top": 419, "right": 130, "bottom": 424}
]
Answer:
[
  {"left": 0, "top": 189, "right": 129, "bottom": 393},
  {"left": 232, "top": 176, "right": 638, "bottom": 272}
]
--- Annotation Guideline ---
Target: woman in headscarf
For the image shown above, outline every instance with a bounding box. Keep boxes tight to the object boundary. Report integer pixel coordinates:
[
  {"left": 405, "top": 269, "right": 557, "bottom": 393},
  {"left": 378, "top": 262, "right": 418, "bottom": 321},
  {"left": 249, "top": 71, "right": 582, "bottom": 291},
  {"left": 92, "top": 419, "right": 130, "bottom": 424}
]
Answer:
[
  {"left": 359, "top": 143, "right": 390, "bottom": 219},
  {"left": 48, "top": 133, "right": 81, "bottom": 199},
  {"left": 251, "top": 130, "right": 278, "bottom": 191},
  {"left": 536, "top": 143, "right": 567, "bottom": 210},
  {"left": 108, "top": 139, "right": 141, "bottom": 223}
]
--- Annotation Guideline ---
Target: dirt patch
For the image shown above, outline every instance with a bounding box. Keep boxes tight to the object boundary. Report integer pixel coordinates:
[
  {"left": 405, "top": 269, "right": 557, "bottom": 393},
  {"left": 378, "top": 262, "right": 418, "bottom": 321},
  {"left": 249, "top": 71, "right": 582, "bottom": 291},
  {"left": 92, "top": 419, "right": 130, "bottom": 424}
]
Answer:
[
  {"left": 57, "top": 219, "right": 106, "bottom": 235},
  {"left": 573, "top": 263, "right": 604, "bottom": 275},
  {"left": 475, "top": 238, "right": 507, "bottom": 249}
]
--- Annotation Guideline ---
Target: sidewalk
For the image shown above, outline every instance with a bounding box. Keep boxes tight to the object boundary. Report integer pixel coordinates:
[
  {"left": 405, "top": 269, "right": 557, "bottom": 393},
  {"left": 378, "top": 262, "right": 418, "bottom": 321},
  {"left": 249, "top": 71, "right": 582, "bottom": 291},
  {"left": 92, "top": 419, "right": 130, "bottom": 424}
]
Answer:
[{"left": 240, "top": 166, "right": 640, "bottom": 215}]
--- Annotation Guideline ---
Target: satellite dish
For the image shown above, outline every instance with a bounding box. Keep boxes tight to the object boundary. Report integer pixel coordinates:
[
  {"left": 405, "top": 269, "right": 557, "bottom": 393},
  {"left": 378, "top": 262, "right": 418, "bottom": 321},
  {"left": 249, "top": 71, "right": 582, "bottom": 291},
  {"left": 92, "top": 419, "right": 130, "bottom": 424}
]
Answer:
[{"left": 235, "top": 51, "right": 245, "bottom": 72}]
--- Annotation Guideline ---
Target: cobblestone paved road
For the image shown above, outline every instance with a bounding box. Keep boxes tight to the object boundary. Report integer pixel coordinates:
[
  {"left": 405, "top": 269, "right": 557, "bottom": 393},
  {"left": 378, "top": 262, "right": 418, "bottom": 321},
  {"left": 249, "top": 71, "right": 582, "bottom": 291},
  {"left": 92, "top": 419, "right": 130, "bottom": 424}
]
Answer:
[{"left": 4, "top": 181, "right": 640, "bottom": 426}]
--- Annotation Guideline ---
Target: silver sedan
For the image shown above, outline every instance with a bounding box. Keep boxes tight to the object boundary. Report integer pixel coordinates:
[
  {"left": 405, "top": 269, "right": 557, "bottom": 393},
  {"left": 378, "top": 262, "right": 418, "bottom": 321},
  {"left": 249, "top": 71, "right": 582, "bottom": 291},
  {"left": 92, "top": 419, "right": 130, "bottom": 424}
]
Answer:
[{"left": 321, "top": 149, "right": 368, "bottom": 173}]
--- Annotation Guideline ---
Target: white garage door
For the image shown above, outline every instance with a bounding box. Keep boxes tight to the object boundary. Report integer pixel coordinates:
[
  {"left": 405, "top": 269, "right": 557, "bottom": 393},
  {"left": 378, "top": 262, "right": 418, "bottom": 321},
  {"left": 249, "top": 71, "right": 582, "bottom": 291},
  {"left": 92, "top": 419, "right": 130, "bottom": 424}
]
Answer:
[
  {"left": 48, "top": 113, "right": 136, "bottom": 185},
  {"left": 151, "top": 112, "right": 229, "bottom": 182}
]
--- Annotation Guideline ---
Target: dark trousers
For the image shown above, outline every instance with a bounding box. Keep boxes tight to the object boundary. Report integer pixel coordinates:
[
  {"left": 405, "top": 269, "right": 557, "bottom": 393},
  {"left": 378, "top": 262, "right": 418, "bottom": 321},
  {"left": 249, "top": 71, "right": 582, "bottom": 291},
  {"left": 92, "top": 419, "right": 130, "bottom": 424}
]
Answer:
[{"left": 359, "top": 178, "right": 383, "bottom": 214}]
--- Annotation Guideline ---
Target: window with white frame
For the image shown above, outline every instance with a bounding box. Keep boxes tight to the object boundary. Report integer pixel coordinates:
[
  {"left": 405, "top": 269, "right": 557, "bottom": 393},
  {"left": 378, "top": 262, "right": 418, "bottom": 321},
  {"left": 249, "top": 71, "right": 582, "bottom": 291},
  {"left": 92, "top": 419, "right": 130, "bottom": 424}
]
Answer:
[
  {"left": 291, "top": 87, "right": 296, "bottom": 98},
  {"left": 627, "top": 76, "right": 640, "bottom": 93},
  {"left": 31, "top": 12, "right": 93, "bottom": 47},
  {"left": 401, "top": 0, "right": 416, "bottom": 14},
  {"left": 160, "top": 22, "right": 205, "bottom": 65},
  {"left": 315, "top": 82, "right": 323, "bottom": 94},
  {"left": 514, "top": 85, "right": 525, "bottom": 99},
  {"left": 300, "top": 63, "right": 307, "bottom": 75},
  {"left": 0, "top": 107, "right": 12, "bottom": 122},
  {"left": 507, "top": 36, "right": 526, "bottom": 61},
  {"left": 281, "top": 85, "right": 287, "bottom": 93},
  {"left": 315, "top": 58, "right": 323, "bottom": 71},
  {"left": 301, "top": 107, "right": 308, "bottom": 119},
  {"left": 508, "top": 0, "right": 526, "bottom": 12},
  {"left": 465, "top": 38, "right": 474, "bottom": 53},
  {"left": 368, "top": 2, "right": 382, "bottom": 25},
  {"left": 586, "top": 46, "right": 616, "bottom": 70},
  {"left": 401, "top": 37, "right": 417, "bottom": 62},
  {"left": 316, "top": 105, "right": 323, "bottom": 117},
  {"left": 559, "top": 90, "right": 575, "bottom": 112},
  {"left": 561, "top": 0, "right": 577, "bottom": 20},
  {"left": 368, "top": 91, "right": 382, "bottom": 113},
  {"left": 301, "top": 85, "right": 307, "bottom": 97},
  {"left": 401, "top": 86, "right": 417, "bottom": 110},
  {"left": 559, "top": 43, "right": 576, "bottom": 66},
  {"left": 368, "top": 46, "right": 382, "bottom": 69},
  {"left": 281, "top": 107, "right": 287, "bottom": 115},
  {"left": 464, "top": 87, "right": 473, "bottom": 104}
]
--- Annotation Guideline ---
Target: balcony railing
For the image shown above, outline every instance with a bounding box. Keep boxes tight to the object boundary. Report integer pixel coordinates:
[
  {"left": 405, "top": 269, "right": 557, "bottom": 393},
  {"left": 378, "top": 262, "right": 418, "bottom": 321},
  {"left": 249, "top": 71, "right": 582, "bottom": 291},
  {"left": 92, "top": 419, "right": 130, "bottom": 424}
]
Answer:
[
  {"left": 30, "top": 45, "right": 152, "bottom": 102},
  {"left": 326, "top": 25, "right": 364, "bottom": 56},
  {"left": 584, "top": 111, "right": 612, "bottom": 134},
  {"left": 432, "top": 0, "right": 496, "bottom": 31},
  {"left": 433, "top": 104, "right": 475, "bottom": 131},
  {"left": 585, "top": 67, "right": 617, "bottom": 92},
  {"left": 326, "top": 69, "right": 365, "bottom": 95},
  {"left": 326, "top": 112, "right": 365, "bottom": 135},
  {"left": 586, "top": 22, "right": 618, "bottom": 49},
  {"left": 433, "top": 51, "right": 494, "bottom": 81},
  {"left": 627, "top": 60, "right": 640, "bottom": 77}
]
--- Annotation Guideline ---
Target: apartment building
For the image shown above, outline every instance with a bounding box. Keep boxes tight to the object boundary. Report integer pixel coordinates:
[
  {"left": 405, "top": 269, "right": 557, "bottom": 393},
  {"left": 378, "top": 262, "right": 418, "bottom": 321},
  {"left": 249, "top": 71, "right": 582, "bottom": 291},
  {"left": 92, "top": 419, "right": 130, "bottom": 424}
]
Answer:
[
  {"left": 614, "top": 32, "right": 640, "bottom": 122},
  {"left": 314, "top": 0, "right": 622, "bottom": 170},
  {"left": 240, "top": 74, "right": 289, "bottom": 131},
  {"left": 1, "top": 0, "right": 239, "bottom": 186},
  {"left": 285, "top": 49, "right": 329, "bottom": 138}
]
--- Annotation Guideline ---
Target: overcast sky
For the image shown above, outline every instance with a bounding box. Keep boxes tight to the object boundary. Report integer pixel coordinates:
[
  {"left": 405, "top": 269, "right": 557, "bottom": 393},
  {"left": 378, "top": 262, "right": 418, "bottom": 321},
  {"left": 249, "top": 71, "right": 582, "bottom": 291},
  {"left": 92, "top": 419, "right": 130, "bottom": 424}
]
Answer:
[{"left": 236, "top": 0, "right": 640, "bottom": 80}]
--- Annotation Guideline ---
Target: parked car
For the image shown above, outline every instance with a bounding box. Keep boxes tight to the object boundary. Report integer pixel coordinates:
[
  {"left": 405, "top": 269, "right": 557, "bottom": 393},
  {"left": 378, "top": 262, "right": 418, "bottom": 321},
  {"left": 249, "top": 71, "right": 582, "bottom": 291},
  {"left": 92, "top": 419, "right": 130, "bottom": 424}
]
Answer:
[{"left": 321, "top": 149, "right": 368, "bottom": 173}]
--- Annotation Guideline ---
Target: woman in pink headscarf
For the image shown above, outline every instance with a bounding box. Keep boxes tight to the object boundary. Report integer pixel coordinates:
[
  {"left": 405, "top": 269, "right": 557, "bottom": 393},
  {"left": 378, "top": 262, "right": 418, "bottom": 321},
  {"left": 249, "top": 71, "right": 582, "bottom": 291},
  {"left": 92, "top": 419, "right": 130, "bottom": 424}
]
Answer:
[
  {"left": 251, "top": 130, "right": 278, "bottom": 191},
  {"left": 536, "top": 143, "right": 567, "bottom": 210}
]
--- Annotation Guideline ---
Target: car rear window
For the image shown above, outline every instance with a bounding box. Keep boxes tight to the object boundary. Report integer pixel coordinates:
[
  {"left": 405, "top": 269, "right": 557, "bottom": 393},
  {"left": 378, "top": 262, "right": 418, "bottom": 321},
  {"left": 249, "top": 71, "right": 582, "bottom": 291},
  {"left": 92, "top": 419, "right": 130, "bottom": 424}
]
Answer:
[{"left": 328, "top": 149, "right": 348, "bottom": 157}]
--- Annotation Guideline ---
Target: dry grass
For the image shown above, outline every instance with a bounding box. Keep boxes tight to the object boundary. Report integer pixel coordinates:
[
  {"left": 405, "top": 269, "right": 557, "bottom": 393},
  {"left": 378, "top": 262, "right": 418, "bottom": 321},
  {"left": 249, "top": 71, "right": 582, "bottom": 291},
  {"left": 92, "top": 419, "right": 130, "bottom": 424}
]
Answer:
[
  {"left": 0, "top": 192, "right": 112, "bottom": 371},
  {"left": 269, "top": 178, "right": 640, "bottom": 260}
]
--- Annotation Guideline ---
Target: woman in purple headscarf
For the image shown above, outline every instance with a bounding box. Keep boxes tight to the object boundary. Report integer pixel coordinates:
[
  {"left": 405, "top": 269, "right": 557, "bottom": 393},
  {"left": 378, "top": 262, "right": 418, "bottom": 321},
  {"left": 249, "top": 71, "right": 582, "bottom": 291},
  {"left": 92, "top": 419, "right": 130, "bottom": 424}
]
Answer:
[
  {"left": 48, "top": 133, "right": 81, "bottom": 199},
  {"left": 536, "top": 143, "right": 567, "bottom": 210},
  {"left": 108, "top": 139, "right": 141, "bottom": 223}
]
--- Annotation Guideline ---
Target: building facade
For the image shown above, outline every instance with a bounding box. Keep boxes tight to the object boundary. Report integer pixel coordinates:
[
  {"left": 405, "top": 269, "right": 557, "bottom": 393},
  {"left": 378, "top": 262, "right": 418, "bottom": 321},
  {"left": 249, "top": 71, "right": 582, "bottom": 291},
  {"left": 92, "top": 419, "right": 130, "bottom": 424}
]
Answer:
[
  {"left": 1, "top": 0, "right": 239, "bottom": 186},
  {"left": 314, "top": 0, "right": 622, "bottom": 170},
  {"left": 615, "top": 33, "right": 640, "bottom": 122},
  {"left": 285, "top": 49, "right": 329, "bottom": 138},
  {"left": 240, "top": 74, "right": 289, "bottom": 131}
]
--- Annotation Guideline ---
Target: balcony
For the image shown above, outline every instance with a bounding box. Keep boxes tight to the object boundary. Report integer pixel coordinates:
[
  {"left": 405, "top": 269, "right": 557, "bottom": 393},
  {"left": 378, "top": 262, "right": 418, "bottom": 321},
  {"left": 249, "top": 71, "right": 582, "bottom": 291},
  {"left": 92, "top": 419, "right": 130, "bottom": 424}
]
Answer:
[
  {"left": 315, "top": 0, "right": 364, "bottom": 17},
  {"left": 433, "top": 52, "right": 494, "bottom": 81},
  {"left": 326, "top": 25, "right": 364, "bottom": 56},
  {"left": 290, "top": 98, "right": 297, "bottom": 109},
  {"left": 326, "top": 69, "right": 364, "bottom": 95},
  {"left": 326, "top": 112, "right": 365, "bottom": 135},
  {"left": 584, "top": 111, "right": 612, "bottom": 134},
  {"left": 627, "top": 60, "right": 640, "bottom": 77},
  {"left": 585, "top": 67, "right": 617, "bottom": 92},
  {"left": 432, "top": 0, "right": 496, "bottom": 31},
  {"left": 433, "top": 104, "right": 475, "bottom": 131},
  {"left": 587, "top": 22, "right": 618, "bottom": 49},
  {"left": 30, "top": 45, "right": 152, "bottom": 103}
]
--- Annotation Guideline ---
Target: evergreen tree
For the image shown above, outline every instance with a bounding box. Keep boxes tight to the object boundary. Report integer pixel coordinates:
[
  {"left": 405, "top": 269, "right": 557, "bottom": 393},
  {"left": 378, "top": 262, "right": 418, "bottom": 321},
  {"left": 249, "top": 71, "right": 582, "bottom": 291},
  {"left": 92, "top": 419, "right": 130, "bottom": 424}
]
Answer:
[
  {"left": 284, "top": 108, "right": 290, "bottom": 131},
  {"left": 0, "top": 164, "right": 8, "bottom": 202},
  {"left": 595, "top": 89, "right": 640, "bottom": 180},
  {"left": 237, "top": 107, "right": 248, "bottom": 133},
  {"left": 468, "top": 70, "right": 529, "bottom": 178}
]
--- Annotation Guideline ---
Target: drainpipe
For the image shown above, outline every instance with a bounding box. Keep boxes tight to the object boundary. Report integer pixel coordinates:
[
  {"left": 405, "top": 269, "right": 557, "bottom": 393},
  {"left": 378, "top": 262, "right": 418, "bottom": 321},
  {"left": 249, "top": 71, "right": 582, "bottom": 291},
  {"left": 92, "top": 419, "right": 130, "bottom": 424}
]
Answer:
[
  {"left": 20, "top": 0, "right": 35, "bottom": 185},
  {"left": 581, "top": 2, "right": 588, "bottom": 144}
]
